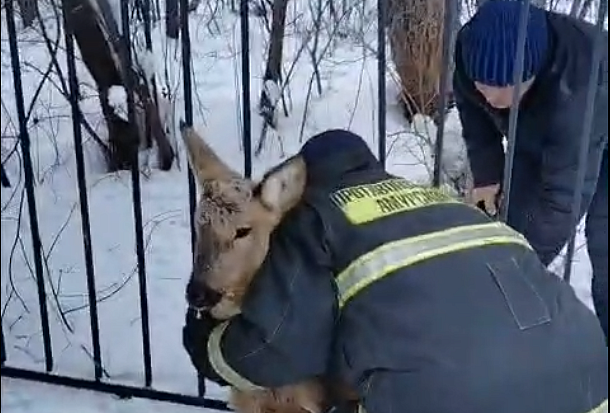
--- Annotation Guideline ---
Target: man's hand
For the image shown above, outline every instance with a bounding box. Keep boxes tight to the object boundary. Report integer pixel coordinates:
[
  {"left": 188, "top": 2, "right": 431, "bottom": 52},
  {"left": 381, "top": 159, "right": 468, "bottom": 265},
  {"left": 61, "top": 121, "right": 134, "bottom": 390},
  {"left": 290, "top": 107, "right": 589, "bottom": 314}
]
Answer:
[
  {"left": 182, "top": 309, "right": 227, "bottom": 385},
  {"left": 469, "top": 184, "right": 501, "bottom": 216}
]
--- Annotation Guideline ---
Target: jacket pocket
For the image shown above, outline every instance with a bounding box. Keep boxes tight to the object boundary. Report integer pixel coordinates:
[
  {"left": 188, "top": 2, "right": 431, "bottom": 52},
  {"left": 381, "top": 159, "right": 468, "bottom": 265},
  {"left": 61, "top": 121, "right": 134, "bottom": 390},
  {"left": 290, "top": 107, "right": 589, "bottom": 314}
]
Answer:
[{"left": 487, "top": 255, "right": 552, "bottom": 331}]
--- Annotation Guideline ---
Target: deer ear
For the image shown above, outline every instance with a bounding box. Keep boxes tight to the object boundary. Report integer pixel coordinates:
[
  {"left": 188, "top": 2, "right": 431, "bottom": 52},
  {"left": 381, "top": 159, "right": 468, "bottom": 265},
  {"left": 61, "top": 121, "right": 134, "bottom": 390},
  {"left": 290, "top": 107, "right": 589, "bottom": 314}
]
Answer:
[
  {"left": 258, "top": 156, "right": 307, "bottom": 221},
  {"left": 179, "top": 121, "right": 240, "bottom": 184}
]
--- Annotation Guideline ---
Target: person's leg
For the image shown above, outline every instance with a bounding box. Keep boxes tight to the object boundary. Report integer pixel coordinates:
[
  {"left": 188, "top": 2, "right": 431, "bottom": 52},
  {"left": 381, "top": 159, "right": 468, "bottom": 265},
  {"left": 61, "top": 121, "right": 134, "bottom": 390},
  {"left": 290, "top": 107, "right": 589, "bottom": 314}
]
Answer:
[{"left": 585, "top": 149, "right": 608, "bottom": 342}]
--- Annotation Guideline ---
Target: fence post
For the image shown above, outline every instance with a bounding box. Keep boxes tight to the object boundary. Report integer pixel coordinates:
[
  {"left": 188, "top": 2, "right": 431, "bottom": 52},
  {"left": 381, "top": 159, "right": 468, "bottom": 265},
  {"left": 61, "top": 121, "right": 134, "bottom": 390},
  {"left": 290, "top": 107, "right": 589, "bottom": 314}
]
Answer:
[
  {"left": 179, "top": 0, "right": 198, "bottom": 255},
  {"left": 118, "top": 0, "right": 153, "bottom": 387},
  {"left": 377, "top": 0, "right": 388, "bottom": 166},
  {"left": 432, "top": 0, "right": 459, "bottom": 187},
  {"left": 61, "top": 0, "right": 103, "bottom": 381},
  {"left": 4, "top": 0, "right": 54, "bottom": 372},
  {"left": 376, "top": 0, "right": 387, "bottom": 166},
  {"left": 498, "top": 0, "right": 532, "bottom": 223},
  {"left": 240, "top": 0, "right": 252, "bottom": 178}
]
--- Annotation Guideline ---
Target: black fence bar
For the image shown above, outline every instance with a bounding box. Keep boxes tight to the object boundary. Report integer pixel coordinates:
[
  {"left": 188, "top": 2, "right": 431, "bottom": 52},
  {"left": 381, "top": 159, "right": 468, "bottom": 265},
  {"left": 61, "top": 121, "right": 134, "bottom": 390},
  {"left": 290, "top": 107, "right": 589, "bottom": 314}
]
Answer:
[
  {"left": 376, "top": 0, "right": 387, "bottom": 166},
  {"left": 179, "top": 0, "right": 198, "bottom": 255},
  {"left": 1, "top": 366, "right": 231, "bottom": 411},
  {"left": 240, "top": 0, "right": 252, "bottom": 178},
  {"left": 4, "top": 0, "right": 54, "bottom": 372},
  {"left": 498, "top": 0, "right": 532, "bottom": 222},
  {"left": 119, "top": 1, "right": 153, "bottom": 387},
  {"left": 179, "top": 0, "right": 208, "bottom": 399},
  {"left": 562, "top": 0, "right": 608, "bottom": 282},
  {"left": 61, "top": 2, "right": 103, "bottom": 381},
  {"left": 432, "top": 0, "right": 459, "bottom": 188},
  {"left": 142, "top": 0, "right": 161, "bottom": 168}
]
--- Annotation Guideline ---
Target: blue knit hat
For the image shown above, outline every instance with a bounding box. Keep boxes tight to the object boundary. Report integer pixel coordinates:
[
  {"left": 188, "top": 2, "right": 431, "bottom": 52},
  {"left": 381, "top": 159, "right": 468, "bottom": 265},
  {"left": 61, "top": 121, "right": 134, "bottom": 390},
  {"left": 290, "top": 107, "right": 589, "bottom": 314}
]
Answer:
[{"left": 461, "top": 0, "right": 549, "bottom": 87}]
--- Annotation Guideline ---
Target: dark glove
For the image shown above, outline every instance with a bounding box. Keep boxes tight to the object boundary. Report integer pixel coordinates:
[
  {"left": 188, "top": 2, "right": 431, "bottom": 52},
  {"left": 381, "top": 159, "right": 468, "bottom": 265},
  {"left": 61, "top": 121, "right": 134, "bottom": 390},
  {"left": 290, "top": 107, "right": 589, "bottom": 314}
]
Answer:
[{"left": 182, "top": 309, "right": 229, "bottom": 386}]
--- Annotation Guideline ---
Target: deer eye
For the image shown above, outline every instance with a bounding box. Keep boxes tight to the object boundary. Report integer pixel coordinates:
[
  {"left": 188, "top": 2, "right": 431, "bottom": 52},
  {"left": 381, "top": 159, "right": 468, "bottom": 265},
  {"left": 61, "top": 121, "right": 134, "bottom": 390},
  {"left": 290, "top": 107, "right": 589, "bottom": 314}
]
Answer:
[{"left": 235, "top": 227, "right": 252, "bottom": 239}]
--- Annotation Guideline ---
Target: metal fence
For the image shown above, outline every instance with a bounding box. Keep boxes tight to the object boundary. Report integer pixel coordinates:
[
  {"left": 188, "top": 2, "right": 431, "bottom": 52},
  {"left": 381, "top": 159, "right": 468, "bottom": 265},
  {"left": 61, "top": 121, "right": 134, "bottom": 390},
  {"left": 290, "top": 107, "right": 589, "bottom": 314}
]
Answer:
[{"left": 0, "top": 0, "right": 606, "bottom": 411}]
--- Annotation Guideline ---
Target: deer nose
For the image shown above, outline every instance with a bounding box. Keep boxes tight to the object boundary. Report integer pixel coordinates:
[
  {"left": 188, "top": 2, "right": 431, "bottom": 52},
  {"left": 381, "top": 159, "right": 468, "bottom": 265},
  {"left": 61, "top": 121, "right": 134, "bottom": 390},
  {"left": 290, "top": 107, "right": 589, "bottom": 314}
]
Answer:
[{"left": 186, "top": 280, "right": 223, "bottom": 309}]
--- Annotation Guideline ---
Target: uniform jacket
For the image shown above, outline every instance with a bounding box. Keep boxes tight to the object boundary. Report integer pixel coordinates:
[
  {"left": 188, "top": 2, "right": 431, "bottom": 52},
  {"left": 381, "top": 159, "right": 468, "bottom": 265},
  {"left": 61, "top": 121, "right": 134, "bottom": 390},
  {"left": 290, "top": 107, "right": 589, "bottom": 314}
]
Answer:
[
  {"left": 189, "top": 130, "right": 607, "bottom": 413},
  {"left": 453, "top": 11, "right": 608, "bottom": 265}
]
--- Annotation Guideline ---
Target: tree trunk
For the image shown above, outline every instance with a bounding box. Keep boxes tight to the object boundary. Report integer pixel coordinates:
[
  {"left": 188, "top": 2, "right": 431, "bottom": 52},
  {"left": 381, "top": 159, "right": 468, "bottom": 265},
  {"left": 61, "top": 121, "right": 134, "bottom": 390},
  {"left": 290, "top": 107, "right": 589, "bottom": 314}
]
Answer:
[
  {"left": 62, "top": 0, "right": 174, "bottom": 171},
  {"left": 258, "top": 0, "right": 289, "bottom": 127},
  {"left": 166, "top": 0, "right": 180, "bottom": 39},
  {"left": 388, "top": 0, "right": 445, "bottom": 123},
  {"left": 18, "top": 0, "right": 38, "bottom": 27}
]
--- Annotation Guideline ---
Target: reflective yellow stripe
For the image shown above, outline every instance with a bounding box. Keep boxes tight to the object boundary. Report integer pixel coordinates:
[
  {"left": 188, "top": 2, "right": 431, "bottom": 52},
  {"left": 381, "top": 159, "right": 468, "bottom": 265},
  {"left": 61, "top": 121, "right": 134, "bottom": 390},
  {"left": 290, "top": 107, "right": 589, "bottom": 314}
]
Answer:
[
  {"left": 207, "top": 321, "right": 264, "bottom": 391},
  {"left": 336, "top": 222, "right": 531, "bottom": 309}
]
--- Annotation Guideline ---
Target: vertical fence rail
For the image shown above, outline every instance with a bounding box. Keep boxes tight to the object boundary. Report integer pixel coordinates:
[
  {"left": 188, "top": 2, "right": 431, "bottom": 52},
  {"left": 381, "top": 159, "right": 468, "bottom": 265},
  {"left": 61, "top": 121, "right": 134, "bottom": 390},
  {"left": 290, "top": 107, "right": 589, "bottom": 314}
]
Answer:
[
  {"left": 178, "top": 0, "right": 204, "bottom": 397},
  {"left": 142, "top": 0, "right": 159, "bottom": 154},
  {"left": 562, "top": 0, "right": 608, "bottom": 282},
  {"left": 432, "top": 0, "right": 459, "bottom": 188},
  {"left": 4, "top": 0, "right": 54, "bottom": 372},
  {"left": 499, "top": 0, "right": 532, "bottom": 222},
  {"left": 61, "top": 1, "right": 103, "bottom": 381},
  {"left": 240, "top": 0, "right": 252, "bottom": 178},
  {"left": 376, "top": 0, "right": 387, "bottom": 166},
  {"left": 179, "top": 0, "right": 198, "bottom": 255},
  {"left": 119, "top": 1, "right": 153, "bottom": 387}
]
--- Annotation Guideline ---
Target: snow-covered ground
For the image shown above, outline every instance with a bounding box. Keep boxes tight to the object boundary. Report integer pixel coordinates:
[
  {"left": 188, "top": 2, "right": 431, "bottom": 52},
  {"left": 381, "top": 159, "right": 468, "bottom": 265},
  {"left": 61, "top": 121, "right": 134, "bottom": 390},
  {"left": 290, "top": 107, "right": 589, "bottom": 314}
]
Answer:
[
  {"left": 1, "top": 378, "right": 205, "bottom": 413},
  {"left": 1, "top": 1, "right": 602, "bottom": 412}
]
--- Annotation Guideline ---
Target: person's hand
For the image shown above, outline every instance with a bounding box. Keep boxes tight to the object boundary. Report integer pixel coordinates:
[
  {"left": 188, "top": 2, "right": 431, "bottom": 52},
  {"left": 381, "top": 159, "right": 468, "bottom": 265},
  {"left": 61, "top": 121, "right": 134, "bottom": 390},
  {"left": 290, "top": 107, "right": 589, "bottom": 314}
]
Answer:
[
  {"left": 470, "top": 184, "right": 501, "bottom": 216},
  {"left": 182, "top": 309, "right": 225, "bottom": 382}
]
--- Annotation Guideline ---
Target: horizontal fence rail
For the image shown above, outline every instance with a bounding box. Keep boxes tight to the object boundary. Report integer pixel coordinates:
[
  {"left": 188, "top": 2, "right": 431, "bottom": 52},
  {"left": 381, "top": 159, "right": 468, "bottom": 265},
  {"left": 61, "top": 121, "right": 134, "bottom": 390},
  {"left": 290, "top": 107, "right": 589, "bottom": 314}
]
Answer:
[{"left": 1, "top": 0, "right": 606, "bottom": 410}]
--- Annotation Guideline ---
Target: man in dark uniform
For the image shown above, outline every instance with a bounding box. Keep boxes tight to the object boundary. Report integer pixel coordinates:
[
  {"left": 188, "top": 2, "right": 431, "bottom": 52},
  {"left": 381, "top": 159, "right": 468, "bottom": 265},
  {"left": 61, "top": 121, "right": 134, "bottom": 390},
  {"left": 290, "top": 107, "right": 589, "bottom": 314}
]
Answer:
[
  {"left": 182, "top": 129, "right": 607, "bottom": 413},
  {"left": 453, "top": 0, "right": 608, "bottom": 341}
]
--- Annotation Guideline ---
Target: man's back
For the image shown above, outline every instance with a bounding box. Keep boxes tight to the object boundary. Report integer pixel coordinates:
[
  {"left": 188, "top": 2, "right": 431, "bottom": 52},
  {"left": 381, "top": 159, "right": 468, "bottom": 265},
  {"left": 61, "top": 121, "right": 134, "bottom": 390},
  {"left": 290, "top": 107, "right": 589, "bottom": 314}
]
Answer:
[
  {"left": 295, "top": 131, "right": 608, "bottom": 413},
  {"left": 186, "top": 129, "right": 607, "bottom": 413}
]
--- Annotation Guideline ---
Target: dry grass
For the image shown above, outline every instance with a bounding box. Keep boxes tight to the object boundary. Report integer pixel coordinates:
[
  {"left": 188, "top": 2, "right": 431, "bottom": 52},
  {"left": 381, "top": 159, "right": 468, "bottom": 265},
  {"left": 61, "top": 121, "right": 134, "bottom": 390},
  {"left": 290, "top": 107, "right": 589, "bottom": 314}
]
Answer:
[{"left": 388, "top": 0, "right": 445, "bottom": 120}]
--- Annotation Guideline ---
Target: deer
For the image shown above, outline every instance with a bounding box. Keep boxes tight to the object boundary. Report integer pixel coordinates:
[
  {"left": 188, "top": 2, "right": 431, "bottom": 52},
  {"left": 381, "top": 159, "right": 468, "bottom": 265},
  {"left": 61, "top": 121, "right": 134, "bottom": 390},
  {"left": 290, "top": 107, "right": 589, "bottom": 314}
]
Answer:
[{"left": 179, "top": 121, "right": 345, "bottom": 413}]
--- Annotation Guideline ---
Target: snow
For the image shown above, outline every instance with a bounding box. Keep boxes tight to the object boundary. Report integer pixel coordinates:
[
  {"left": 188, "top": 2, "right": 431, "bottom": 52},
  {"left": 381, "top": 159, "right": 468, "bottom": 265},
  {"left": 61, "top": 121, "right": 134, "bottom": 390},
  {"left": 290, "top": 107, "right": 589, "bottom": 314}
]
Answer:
[
  {"left": 0, "top": 1, "right": 600, "bottom": 412},
  {"left": 1, "top": 378, "right": 204, "bottom": 413},
  {"left": 107, "top": 86, "right": 129, "bottom": 121}
]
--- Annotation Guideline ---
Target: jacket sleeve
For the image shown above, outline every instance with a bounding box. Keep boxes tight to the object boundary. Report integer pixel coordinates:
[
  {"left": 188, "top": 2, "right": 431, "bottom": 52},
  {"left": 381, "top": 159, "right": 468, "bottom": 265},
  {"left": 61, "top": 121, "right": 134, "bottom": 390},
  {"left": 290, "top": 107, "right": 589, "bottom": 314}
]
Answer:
[
  {"left": 453, "top": 73, "right": 505, "bottom": 187},
  {"left": 206, "top": 203, "right": 337, "bottom": 390},
  {"left": 523, "top": 125, "right": 606, "bottom": 266}
]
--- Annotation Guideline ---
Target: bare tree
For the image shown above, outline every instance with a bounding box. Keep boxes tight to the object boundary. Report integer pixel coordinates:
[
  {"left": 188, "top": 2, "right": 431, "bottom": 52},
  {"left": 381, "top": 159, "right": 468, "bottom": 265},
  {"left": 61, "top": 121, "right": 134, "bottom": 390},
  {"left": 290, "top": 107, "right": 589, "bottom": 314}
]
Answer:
[
  {"left": 18, "top": 0, "right": 38, "bottom": 27},
  {"left": 258, "top": 0, "right": 290, "bottom": 128},
  {"left": 388, "top": 0, "right": 446, "bottom": 123},
  {"left": 166, "top": 0, "right": 180, "bottom": 39},
  {"left": 62, "top": 0, "right": 174, "bottom": 171}
]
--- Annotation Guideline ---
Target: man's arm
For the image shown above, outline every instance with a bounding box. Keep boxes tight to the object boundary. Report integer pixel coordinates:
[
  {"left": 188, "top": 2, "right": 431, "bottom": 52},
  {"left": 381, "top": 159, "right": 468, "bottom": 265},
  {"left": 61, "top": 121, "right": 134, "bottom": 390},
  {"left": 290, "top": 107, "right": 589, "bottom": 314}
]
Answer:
[
  {"left": 206, "top": 204, "right": 337, "bottom": 390},
  {"left": 523, "top": 130, "right": 605, "bottom": 266}
]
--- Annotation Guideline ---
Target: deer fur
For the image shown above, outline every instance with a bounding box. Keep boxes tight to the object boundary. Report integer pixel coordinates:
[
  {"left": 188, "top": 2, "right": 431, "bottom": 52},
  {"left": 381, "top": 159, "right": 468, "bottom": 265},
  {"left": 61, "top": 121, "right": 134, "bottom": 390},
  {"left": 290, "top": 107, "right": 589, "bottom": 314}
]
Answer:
[{"left": 180, "top": 122, "right": 331, "bottom": 413}]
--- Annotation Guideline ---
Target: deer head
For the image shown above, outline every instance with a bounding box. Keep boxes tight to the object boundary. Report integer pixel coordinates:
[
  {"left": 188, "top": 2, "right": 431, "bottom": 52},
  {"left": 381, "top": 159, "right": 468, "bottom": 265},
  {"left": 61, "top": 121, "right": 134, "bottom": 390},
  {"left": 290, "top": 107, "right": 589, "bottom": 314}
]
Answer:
[{"left": 180, "top": 122, "right": 307, "bottom": 320}]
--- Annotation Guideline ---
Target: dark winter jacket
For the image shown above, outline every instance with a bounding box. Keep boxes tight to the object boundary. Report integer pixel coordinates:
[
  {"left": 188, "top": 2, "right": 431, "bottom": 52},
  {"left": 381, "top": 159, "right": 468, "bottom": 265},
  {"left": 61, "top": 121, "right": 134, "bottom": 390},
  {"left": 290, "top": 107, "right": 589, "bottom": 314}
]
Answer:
[
  {"left": 190, "top": 130, "right": 607, "bottom": 413},
  {"left": 453, "top": 11, "right": 608, "bottom": 265}
]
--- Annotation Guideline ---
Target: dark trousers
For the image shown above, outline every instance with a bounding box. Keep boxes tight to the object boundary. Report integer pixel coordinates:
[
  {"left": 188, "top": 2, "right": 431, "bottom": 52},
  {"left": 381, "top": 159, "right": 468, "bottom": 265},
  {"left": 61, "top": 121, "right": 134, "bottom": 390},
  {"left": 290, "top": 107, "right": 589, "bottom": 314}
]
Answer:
[
  {"left": 586, "top": 150, "right": 608, "bottom": 341},
  {"left": 505, "top": 149, "right": 608, "bottom": 342}
]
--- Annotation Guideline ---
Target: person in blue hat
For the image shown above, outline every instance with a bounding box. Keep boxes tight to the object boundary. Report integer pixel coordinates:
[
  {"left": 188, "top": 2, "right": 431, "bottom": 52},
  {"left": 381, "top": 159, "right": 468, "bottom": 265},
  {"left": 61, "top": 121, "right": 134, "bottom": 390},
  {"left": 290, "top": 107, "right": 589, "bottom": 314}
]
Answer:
[{"left": 453, "top": 0, "right": 608, "bottom": 342}]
